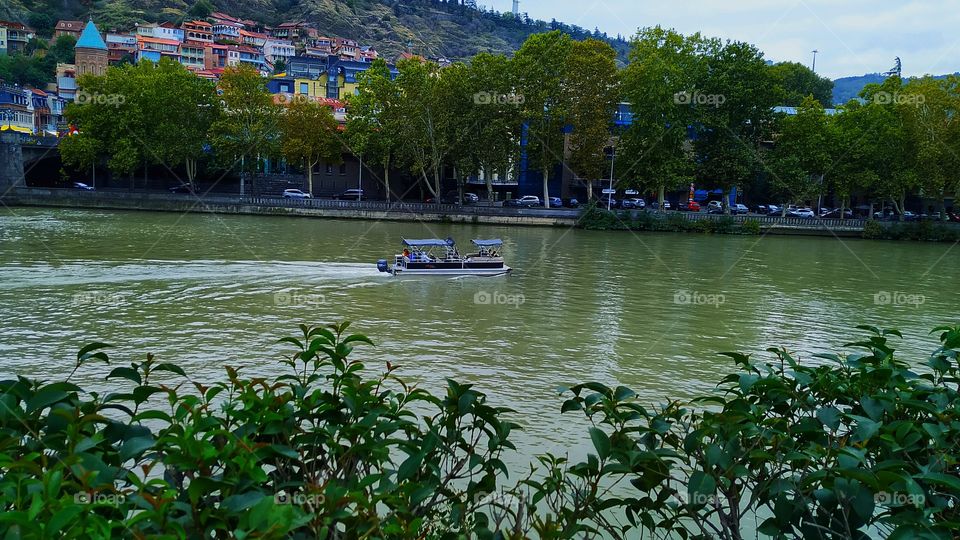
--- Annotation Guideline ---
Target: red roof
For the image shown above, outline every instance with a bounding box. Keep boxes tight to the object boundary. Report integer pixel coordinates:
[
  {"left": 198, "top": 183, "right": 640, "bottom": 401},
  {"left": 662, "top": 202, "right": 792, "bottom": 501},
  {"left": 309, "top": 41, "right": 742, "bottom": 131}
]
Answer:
[
  {"left": 55, "top": 20, "right": 84, "bottom": 31},
  {"left": 137, "top": 35, "right": 180, "bottom": 46},
  {"left": 30, "top": 88, "right": 48, "bottom": 96}
]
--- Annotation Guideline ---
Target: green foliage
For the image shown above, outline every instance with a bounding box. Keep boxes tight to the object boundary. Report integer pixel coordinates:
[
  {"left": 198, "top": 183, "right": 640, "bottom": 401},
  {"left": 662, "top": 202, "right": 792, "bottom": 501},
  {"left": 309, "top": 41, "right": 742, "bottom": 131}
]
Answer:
[
  {"left": 2, "top": 323, "right": 958, "bottom": 538},
  {"left": 740, "top": 218, "right": 761, "bottom": 235},
  {"left": 862, "top": 220, "right": 960, "bottom": 242},
  {"left": 769, "top": 60, "right": 834, "bottom": 107},
  {"left": 280, "top": 97, "right": 341, "bottom": 196},
  {"left": 863, "top": 220, "right": 885, "bottom": 240}
]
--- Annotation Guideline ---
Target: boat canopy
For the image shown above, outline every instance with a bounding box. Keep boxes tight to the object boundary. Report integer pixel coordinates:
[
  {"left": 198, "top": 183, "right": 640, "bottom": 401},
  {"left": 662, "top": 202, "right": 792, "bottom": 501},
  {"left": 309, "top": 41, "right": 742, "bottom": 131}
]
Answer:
[
  {"left": 403, "top": 238, "right": 453, "bottom": 247},
  {"left": 471, "top": 239, "right": 503, "bottom": 247}
]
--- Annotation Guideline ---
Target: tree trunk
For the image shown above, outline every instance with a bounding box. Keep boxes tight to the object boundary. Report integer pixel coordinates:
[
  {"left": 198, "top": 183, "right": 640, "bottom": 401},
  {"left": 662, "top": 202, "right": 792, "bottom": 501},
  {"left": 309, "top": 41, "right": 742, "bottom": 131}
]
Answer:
[
  {"left": 186, "top": 158, "right": 197, "bottom": 190},
  {"left": 586, "top": 180, "right": 593, "bottom": 201},
  {"left": 454, "top": 166, "right": 462, "bottom": 205},
  {"left": 781, "top": 203, "right": 787, "bottom": 218},
  {"left": 869, "top": 201, "right": 875, "bottom": 220},
  {"left": 658, "top": 185, "right": 665, "bottom": 213},
  {"left": 384, "top": 164, "right": 391, "bottom": 203},
  {"left": 724, "top": 190, "right": 732, "bottom": 215},
  {"left": 542, "top": 169, "right": 550, "bottom": 208}
]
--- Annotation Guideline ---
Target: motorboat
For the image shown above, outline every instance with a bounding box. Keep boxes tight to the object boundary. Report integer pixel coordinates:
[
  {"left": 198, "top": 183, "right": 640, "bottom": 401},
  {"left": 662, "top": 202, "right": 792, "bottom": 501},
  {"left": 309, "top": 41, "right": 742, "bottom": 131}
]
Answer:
[{"left": 377, "top": 238, "right": 512, "bottom": 276}]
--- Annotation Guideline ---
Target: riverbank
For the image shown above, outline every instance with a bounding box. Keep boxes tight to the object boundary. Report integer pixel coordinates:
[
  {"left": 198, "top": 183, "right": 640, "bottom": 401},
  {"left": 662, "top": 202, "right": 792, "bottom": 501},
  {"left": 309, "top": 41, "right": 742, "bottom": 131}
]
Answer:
[{"left": 5, "top": 187, "right": 959, "bottom": 240}]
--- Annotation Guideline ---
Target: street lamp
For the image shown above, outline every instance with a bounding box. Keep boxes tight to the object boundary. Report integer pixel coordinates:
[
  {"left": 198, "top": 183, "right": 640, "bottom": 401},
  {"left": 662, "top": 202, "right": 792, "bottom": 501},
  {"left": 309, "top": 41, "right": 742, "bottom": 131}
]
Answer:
[
  {"left": 358, "top": 154, "right": 363, "bottom": 202},
  {"left": 607, "top": 141, "right": 617, "bottom": 211},
  {"left": 811, "top": 50, "right": 819, "bottom": 73}
]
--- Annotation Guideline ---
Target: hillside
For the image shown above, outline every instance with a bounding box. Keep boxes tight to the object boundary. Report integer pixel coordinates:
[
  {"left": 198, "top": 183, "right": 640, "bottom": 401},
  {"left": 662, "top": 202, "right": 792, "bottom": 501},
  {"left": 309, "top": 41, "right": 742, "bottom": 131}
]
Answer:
[
  {"left": 2, "top": 0, "right": 631, "bottom": 62},
  {"left": 832, "top": 72, "right": 960, "bottom": 104}
]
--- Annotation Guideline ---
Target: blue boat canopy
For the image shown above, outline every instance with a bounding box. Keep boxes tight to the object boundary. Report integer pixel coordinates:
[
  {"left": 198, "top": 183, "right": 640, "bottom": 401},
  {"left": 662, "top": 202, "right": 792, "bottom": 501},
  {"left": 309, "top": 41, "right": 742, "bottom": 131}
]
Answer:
[
  {"left": 471, "top": 239, "right": 503, "bottom": 247},
  {"left": 403, "top": 238, "right": 453, "bottom": 247}
]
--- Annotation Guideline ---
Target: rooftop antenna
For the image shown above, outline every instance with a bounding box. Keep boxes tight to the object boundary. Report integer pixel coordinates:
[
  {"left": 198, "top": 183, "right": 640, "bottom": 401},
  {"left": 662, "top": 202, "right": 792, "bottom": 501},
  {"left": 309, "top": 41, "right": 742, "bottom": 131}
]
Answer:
[{"left": 883, "top": 57, "right": 902, "bottom": 78}]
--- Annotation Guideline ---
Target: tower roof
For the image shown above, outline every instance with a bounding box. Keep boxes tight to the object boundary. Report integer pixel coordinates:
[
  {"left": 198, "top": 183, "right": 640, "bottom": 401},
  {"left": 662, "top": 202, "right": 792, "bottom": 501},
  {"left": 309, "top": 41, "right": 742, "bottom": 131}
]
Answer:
[{"left": 76, "top": 20, "right": 107, "bottom": 50}]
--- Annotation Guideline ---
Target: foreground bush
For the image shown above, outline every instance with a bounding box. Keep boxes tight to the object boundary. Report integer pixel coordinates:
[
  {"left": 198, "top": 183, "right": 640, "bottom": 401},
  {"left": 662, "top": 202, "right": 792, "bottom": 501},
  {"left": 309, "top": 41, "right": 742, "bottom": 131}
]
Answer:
[{"left": 1, "top": 323, "right": 958, "bottom": 538}]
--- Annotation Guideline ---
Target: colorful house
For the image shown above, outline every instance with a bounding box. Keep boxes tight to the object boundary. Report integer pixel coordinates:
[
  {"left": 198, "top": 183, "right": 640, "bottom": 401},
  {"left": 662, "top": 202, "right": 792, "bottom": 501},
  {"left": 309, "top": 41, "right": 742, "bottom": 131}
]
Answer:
[
  {"left": 54, "top": 20, "right": 85, "bottom": 40},
  {"left": 0, "top": 21, "right": 33, "bottom": 54},
  {"left": 106, "top": 33, "right": 137, "bottom": 64},
  {"left": 182, "top": 20, "right": 213, "bottom": 43},
  {"left": 136, "top": 35, "right": 180, "bottom": 63},
  {"left": 0, "top": 85, "right": 35, "bottom": 134}
]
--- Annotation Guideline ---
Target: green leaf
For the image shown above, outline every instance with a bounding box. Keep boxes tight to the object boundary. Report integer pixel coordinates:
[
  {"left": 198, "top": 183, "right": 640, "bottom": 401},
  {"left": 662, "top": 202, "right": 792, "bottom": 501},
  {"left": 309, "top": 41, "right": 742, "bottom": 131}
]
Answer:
[
  {"left": 77, "top": 342, "right": 112, "bottom": 365},
  {"left": 153, "top": 363, "right": 186, "bottom": 377},
  {"left": 120, "top": 436, "right": 155, "bottom": 460},
  {"left": 816, "top": 406, "right": 842, "bottom": 430},
  {"left": 221, "top": 491, "right": 266, "bottom": 513},
  {"left": 397, "top": 454, "right": 421, "bottom": 481},
  {"left": 589, "top": 427, "right": 611, "bottom": 460},
  {"left": 25, "top": 388, "right": 70, "bottom": 413},
  {"left": 46, "top": 506, "right": 83, "bottom": 535},
  {"left": 107, "top": 367, "right": 142, "bottom": 386},
  {"left": 688, "top": 471, "right": 717, "bottom": 506}
]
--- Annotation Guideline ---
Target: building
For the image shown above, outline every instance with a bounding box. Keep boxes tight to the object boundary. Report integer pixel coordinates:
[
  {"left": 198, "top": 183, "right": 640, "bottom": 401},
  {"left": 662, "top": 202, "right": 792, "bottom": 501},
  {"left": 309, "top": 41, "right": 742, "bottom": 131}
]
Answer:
[
  {"left": 332, "top": 37, "right": 359, "bottom": 61},
  {"left": 0, "top": 21, "right": 33, "bottom": 54},
  {"left": 0, "top": 85, "right": 35, "bottom": 134},
  {"left": 29, "top": 88, "right": 65, "bottom": 135},
  {"left": 155, "top": 22, "right": 184, "bottom": 42},
  {"left": 75, "top": 20, "right": 108, "bottom": 77},
  {"left": 106, "top": 33, "right": 137, "bottom": 64},
  {"left": 182, "top": 20, "right": 213, "bottom": 43},
  {"left": 270, "top": 55, "right": 395, "bottom": 101},
  {"left": 212, "top": 21, "right": 241, "bottom": 42},
  {"left": 272, "top": 21, "right": 314, "bottom": 41},
  {"left": 239, "top": 29, "right": 268, "bottom": 48},
  {"left": 136, "top": 35, "right": 180, "bottom": 63},
  {"left": 56, "top": 63, "right": 77, "bottom": 101},
  {"left": 180, "top": 40, "right": 206, "bottom": 70},
  {"left": 54, "top": 20, "right": 85, "bottom": 40},
  {"left": 204, "top": 43, "right": 228, "bottom": 70},
  {"left": 263, "top": 38, "right": 295, "bottom": 65},
  {"left": 0, "top": 27, "right": 7, "bottom": 55}
]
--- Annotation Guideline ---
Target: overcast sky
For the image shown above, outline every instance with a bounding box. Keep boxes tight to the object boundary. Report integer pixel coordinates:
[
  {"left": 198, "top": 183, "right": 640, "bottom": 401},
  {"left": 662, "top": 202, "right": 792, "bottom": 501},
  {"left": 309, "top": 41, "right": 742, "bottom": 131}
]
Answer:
[{"left": 484, "top": 0, "right": 960, "bottom": 79}]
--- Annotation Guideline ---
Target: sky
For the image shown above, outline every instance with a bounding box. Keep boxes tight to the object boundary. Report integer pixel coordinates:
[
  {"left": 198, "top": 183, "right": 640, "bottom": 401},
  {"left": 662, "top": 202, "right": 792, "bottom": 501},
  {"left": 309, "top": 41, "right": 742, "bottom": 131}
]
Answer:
[{"left": 484, "top": 0, "right": 960, "bottom": 79}]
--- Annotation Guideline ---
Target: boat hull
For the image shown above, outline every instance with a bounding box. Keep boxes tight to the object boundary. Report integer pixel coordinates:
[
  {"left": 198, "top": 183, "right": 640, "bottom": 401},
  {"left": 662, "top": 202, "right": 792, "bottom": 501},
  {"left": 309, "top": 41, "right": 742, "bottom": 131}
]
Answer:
[{"left": 391, "top": 265, "right": 512, "bottom": 277}]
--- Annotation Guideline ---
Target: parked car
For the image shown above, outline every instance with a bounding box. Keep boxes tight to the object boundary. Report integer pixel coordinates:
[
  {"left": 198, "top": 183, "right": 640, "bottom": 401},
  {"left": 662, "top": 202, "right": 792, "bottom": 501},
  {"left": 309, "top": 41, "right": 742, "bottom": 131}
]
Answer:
[
  {"left": 598, "top": 195, "right": 617, "bottom": 208},
  {"left": 619, "top": 199, "right": 639, "bottom": 209},
  {"left": 820, "top": 208, "right": 853, "bottom": 219},
  {"left": 73, "top": 182, "right": 95, "bottom": 191},
  {"left": 650, "top": 201, "right": 672, "bottom": 210},
  {"left": 752, "top": 204, "right": 768, "bottom": 214},
  {"left": 436, "top": 191, "right": 479, "bottom": 204},
  {"left": 168, "top": 184, "right": 194, "bottom": 194},
  {"left": 547, "top": 196, "right": 562, "bottom": 207},
  {"left": 678, "top": 201, "right": 701, "bottom": 212},
  {"left": 706, "top": 201, "right": 723, "bottom": 213},
  {"left": 282, "top": 189, "right": 312, "bottom": 199},
  {"left": 790, "top": 208, "right": 815, "bottom": 218},
  {"left": 517, "top": 195, "right": 541, "bottom": 207},
  {"left": 334, "top": 189, "right": 365, "bottom": 200},
  {"left": 502, "top": 198, "right": 523, "bottom": 207},
  {"left": 562, "top": 197, "right": 581, "bottom": 208},
  {"left": 733, "top": 203, "right": 749, "bottom": 214},
  {"left": 949, "top": 212, "right": 960, "bottom": 223},
  {"left": 766, "top": 204, "right": 782, "bottom": 216},
  {"left": 624, "top": 198, "right": 646, "bottom": 209}
]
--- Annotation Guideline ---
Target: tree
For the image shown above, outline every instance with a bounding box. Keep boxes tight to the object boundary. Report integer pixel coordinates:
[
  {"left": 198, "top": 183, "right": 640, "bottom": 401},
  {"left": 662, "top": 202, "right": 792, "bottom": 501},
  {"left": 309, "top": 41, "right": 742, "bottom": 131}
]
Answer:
[
  {"left": 188, "top": 0, "right": 215, "bottom": 18},
  {"left": 210, "top": 64, "right": 280, "bottom": 195},
  {"left": 564, "top": 38, "right": 620, "bottom": 203},
  {"left": 900, "top": 76, "right": 960, "bottom": 219},
  {"left": 769, "top": 61, "right": 834, "bottom": 108},
  {"left": 392, "top": 58, "right": 450, "bottom": 198},
  {"left": 830, "top": 101, "right": 877, "bottom": 220},
  {"left": 766, "top": 96, "right": 833, "bottom": 215},
  {"left": 144, "top": 59, "right": 219, "bottom": 190},
  {"left": 513, "top": 31, "right": 572, "bottom": 207},
  {"left": 347, "top": 59, "right": 403, "bottom": 202},
  {"left": 858, "top": 78, "right": 919, "bottom": 220},
  {"left": 280, "top": 98, "right": 342, "bottom": 196},
  {"left": 696, "top": 40, "right": 781, "bottom": 213},
  {"left": 465, "top": 53, "right": 521, "bottom": 201},
  {"left": 619, "top": 27, "right": 706, "bottom": 211}
]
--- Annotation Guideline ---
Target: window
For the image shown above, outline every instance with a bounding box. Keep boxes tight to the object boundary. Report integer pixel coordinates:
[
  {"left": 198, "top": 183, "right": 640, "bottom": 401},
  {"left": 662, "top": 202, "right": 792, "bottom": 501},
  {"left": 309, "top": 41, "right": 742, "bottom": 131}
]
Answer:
[
  {"left": 299, "top": 82, "right": 308, "bottom": 94},
  {"left": 279, "top": 83, "right": 290, "bottom": 93},
  {"left": 339, "top": 163, "right": 347, "bottom": 175},
  {"left": 325, "top": 164, "right": 333, "bottom": 175}
]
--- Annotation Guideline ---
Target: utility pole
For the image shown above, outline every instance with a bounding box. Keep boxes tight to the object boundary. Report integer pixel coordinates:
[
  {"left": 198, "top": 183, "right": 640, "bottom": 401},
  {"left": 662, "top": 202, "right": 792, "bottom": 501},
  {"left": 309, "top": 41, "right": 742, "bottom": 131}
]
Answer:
[
  {"left": 607, "top": 142, "right": 616, "bottom": 211},
  {"left": 811, "top": 50, "right": 818, "bottom": 73}
]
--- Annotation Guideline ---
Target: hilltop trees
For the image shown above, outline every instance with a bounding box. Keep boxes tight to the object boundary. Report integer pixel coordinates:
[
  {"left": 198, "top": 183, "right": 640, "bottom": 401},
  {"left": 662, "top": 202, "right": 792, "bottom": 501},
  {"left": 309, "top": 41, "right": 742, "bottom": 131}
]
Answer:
[{"left": 347, "top": 59, "right": 402, "bottom": 202}]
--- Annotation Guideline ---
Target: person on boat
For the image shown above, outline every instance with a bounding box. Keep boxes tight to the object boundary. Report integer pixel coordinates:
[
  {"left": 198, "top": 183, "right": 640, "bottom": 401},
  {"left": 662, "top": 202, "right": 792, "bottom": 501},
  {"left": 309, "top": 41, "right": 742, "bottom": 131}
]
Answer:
[{"left": 403, "top": 248, "right": 411, "bottom": 259}]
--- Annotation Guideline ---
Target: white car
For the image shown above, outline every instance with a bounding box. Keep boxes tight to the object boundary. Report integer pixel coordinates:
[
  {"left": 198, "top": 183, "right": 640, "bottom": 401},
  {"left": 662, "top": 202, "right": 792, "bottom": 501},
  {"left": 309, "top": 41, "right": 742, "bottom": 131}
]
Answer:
[
  {"left": 283, "top": 189, "right": 312, "bottom": 199},
  {"left": 517, "top": 195, "right": 541, "bottom": 207},
  {"left": 791, "top": 208, "right": 815, "bottom": 218},
  {"left": 706, "top": 201, "right": 723, "bottom": 212},
  {"left": 733, "top": 203, "right": 749, "bottom": 214}
]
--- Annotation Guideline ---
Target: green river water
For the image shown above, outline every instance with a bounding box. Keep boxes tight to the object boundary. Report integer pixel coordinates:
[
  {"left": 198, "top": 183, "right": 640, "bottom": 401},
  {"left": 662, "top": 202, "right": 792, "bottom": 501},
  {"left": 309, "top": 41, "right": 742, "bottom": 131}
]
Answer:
[{"left": 0, "top": 207, "right": 956, "bottom": 460}]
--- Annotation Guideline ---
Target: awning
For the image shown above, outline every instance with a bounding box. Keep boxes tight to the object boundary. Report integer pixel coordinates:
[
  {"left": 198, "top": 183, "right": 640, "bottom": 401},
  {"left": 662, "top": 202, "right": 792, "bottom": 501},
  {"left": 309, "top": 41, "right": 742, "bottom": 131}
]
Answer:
[
  {"left": 402, "top": 238, "right": 453, "bottom": 247},
  {"left": 0, "top": 125, "right": 32, "bottom": 134},
  {"left": 471, "top": 239, "right": 503, "bottom": 247}
]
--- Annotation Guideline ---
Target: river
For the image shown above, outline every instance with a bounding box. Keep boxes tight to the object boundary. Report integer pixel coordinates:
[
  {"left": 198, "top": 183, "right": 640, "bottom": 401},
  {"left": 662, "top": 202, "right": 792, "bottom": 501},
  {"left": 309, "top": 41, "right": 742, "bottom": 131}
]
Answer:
[{"left": 0, "top": 207, "right": 956, "bottom": 460}]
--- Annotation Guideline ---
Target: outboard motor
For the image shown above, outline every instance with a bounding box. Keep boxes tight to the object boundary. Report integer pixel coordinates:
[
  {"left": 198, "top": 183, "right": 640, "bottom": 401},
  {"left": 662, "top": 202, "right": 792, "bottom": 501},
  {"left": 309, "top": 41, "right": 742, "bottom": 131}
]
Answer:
[{"left": 377, "top": 259, "right": 389, "bottom": 273}]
